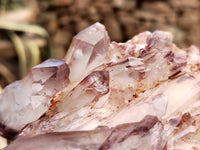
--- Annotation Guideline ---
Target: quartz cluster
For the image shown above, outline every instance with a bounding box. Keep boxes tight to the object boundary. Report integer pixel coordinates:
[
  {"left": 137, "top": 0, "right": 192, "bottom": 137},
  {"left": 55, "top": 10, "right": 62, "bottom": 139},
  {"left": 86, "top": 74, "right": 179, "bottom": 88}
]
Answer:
[{"left": 1, "top": 23, "right": 200, "bottom": 150}]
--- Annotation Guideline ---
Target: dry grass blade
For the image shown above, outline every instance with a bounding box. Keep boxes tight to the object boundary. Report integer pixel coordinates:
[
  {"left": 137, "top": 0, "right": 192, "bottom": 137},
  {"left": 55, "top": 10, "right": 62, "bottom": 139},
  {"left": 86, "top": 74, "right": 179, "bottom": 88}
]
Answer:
[
  {"left": 0, "top": 22, "right": 48, "bottom": 37},
  {"left": 0, "top": 22, "right": 53, "bottom": 79},
  {"left": 0, "top": 22, "right": 53, "bottom": 58},
  {"left": 26, "top": 40, "right": 40, "bottom": 69},
  {"left": 9, "top": 31, "right": 27, "bottom": 78}
]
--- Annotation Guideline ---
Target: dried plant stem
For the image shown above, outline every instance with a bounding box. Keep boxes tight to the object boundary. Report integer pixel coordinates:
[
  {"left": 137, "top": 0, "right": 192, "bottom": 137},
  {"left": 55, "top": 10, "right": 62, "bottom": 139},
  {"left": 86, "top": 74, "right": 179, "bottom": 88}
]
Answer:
[
  {"left": 26, "top": 40, "right": 40, "bottom": 69},
  {"left": 9, "top": 31, "right": 27, "bottom": 78},
  {"left": 0, "top": 22, "right": 48, "bottom": 37},
  {"left": 0, "top": 22, "right": 53, "bottom": 58}
]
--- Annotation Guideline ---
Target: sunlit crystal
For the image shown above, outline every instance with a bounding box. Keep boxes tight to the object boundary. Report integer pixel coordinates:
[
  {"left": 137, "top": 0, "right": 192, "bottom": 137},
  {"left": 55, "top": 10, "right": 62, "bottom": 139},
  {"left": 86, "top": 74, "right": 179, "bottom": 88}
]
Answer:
[
  {"left": 0, "top": 59, "right": 69, "bottom": 131},
  {"left": 64, "top": 22, "right": 110, "bottom": 83}
]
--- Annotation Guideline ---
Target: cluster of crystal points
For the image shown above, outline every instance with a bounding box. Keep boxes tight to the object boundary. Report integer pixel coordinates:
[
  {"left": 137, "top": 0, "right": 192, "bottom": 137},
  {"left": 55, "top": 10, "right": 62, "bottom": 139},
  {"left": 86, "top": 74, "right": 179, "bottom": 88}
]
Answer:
[{"left": 1, "top": 22, "right": 200, "bottom": 149}]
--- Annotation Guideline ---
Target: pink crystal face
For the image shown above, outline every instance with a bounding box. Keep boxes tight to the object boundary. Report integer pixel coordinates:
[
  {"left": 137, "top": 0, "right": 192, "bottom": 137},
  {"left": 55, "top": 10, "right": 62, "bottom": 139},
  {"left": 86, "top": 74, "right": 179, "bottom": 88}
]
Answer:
[
  {"left": 0, "top": 59, "right": 69, "bottom": 131},
  {"left": 64, "top": 22, "right": 110, "bottom": 83},
  {"left": 1, "top": 23, "right": 200, "bottom": 149}
]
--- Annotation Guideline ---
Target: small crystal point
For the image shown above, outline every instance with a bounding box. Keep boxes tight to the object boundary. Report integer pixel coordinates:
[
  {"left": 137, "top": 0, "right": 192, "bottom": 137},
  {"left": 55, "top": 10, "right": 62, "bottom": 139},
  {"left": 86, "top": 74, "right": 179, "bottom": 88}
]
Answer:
[
  {"left": 0, "top": 59, "right": 69, "bottom": 131},
  {"left": 64, "top": 22, "right": 110, "bottom": 83}
]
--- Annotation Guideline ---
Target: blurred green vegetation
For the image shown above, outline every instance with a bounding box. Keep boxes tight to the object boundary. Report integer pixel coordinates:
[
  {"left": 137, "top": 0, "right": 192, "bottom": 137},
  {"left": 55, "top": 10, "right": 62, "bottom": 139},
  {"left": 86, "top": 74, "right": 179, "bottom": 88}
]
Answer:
[
  {"left": 0, "top": 0, "right": 54, "bottom": 87},
  {"left": 0, "top": 0, "right": 26, "bottom": 13},
  {"left": 0, "top": 23, "right": 53, "bottom": 77}
]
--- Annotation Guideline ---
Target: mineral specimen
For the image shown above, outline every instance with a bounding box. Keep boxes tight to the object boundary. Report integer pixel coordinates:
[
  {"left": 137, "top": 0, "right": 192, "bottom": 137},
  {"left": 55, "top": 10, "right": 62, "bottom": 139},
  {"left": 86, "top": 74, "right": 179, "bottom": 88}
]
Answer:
[{"left": 1, "top": 22, "right": 200, "bottom": 149}]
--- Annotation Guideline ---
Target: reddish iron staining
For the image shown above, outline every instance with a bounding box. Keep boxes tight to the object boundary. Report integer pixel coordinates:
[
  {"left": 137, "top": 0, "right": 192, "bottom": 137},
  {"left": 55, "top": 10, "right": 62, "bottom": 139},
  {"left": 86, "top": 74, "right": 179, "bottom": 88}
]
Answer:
[
  {"left": 191, "top": 64, "right": 200, "bottom": 72},
  {"left": 170, "top": 113, "right": 195, "bottom": 128},
  {"left": 133, "top": 94, "right": 138, "bottom": 98},
  {"left": 92, "top": 98, "right": 98, "bottom": 103},
  {"left": 178, "top": 113, "right": 195, "bottom": 127},
  {"left": 192, "top": 146, "right": 199, "bottom": 150},
  {"left": 169, "top": 112, "right": 198, "bottom": 140},
  {"left": 50, "top": 99, "right": 59, "bottom": 108},
  {"left": 135, "top": 89, "right": 142, "bottom": 96},
  {"left": 128, "top": 100, "right": 132, "bottom": 103},
  {"left": 46, "top": 92, "right": 63, "bottom": 117}
]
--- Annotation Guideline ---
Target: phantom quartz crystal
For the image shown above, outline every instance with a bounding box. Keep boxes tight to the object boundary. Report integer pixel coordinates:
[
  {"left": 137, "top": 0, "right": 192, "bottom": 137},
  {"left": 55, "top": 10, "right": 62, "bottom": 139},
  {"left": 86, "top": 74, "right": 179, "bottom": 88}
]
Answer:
[{"left": 1, "top": 22, "right": 200, "bottom": 149}]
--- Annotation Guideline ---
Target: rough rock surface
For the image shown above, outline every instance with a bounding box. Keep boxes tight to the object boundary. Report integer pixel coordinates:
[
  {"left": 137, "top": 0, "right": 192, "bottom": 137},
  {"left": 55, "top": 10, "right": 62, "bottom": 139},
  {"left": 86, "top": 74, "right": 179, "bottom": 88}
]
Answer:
[{"left": 1, "top": 23, "right": 200, "bottom": 149}]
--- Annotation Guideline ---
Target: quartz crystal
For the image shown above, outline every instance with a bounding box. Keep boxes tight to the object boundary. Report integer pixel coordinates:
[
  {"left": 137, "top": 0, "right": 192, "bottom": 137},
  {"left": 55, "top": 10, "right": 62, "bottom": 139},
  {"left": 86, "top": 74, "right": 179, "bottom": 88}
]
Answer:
[
  {"left": 1, "top": 22, "right": 200, "bottom": 149},
  {"left": 65, "top": 22, "right": 110, "bottom": 83},
  {"left": 5, "top": 116, "right": 166, "bottom": 150},
  {"left": 0, "top": 59, "right": 69, "bottom": 131}
]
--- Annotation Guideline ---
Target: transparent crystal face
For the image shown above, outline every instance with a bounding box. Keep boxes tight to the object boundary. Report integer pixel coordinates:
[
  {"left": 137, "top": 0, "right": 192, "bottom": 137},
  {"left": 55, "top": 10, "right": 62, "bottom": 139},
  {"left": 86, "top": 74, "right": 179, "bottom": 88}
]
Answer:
[{"left": 64, "top": 22, "right": 110, "bottom": 83}]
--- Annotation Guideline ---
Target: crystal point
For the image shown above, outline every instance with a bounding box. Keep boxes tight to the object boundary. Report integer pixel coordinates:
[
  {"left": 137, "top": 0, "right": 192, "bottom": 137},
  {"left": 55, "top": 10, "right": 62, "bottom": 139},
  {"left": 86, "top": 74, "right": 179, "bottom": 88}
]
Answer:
[
  {"left": 64, "top": 22, "right": 110, "bottom": 83},
  {"left": 0, "top": 59, "right": 69, "bottom": 131}
]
